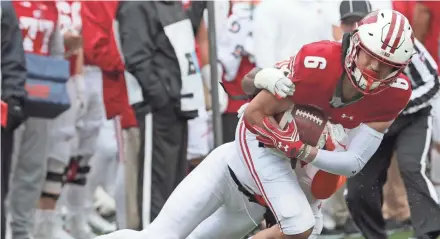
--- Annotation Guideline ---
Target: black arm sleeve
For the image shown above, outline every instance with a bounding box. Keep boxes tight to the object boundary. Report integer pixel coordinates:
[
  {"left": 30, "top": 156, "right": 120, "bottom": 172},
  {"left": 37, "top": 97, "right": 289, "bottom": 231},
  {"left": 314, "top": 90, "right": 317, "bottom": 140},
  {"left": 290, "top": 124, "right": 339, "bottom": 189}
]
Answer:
[
  {"left": 186, "top": 1, "right": 207, "bottom": 34},
  {"left": 117, "top": 1, "right": 169, "bottom": 109},
  {"left": 1, "top": 1, "right": 27, "bottom": 102}
]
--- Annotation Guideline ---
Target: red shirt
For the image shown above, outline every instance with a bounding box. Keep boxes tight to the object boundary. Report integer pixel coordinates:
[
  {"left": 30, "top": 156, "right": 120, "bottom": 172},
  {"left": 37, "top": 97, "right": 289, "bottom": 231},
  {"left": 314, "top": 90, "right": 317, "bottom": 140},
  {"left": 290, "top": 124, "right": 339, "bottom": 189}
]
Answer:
[
  {"left": 222, "top": 57, "right": 255, "bottom": 114},
  {"left": 81, "top": 1, "right": 124, "bottom": 72},
  {"left": 280, "top": 41, "right": 411, "bottom": 129},
  {"left": 417, "top": 1, "right": 440, "bottom": 66},
  {"left": 13, "top": 1, "right": 59, "bottom": 56},
  {"left": 81, "top": 1, "right": 137, "bottom": 128}
]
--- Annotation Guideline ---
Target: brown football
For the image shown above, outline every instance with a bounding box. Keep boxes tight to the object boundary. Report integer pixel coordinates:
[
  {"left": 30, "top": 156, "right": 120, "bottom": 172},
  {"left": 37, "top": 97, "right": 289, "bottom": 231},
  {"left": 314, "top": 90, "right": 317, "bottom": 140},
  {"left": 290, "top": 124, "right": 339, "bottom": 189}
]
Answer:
[{"left": 274, "top": 105, "right": 328, "bottom": 147}]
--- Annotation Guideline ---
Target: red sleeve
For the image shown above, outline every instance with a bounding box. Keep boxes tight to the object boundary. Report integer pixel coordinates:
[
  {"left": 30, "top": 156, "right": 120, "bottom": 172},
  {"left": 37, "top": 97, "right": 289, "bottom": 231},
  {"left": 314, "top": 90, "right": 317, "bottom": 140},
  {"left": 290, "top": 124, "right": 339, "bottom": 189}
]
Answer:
[
  {"left": 274, "top": 55, "right": 300, "bottom": 82},
  {"left": 274, "top": 44, "right": 316, "bottom": 84},
  {"left": 373, "top": 74, "right": 412, "bottom": 122},
  {"left": 81, "top": 1, "right": 125, "bottom": 72}
]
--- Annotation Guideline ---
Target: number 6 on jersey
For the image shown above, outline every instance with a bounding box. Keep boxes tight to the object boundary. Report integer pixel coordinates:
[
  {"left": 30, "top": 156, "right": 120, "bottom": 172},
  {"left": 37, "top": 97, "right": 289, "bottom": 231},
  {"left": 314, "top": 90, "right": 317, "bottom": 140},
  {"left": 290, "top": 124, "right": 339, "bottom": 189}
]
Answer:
[{"left": 304, "top": 56, "right": 327, "bottom": 69}]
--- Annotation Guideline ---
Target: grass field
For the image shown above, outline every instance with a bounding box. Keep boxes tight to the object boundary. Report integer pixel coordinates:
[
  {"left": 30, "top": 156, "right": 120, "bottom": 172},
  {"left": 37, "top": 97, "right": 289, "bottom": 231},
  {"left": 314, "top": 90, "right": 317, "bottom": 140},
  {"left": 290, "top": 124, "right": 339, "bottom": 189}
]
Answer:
[
  {"left": 313, "top": 229, "right": 415, "bottom": 239},
  {"left": 346, "top": 231, "right": 413, "bottom": 239}
]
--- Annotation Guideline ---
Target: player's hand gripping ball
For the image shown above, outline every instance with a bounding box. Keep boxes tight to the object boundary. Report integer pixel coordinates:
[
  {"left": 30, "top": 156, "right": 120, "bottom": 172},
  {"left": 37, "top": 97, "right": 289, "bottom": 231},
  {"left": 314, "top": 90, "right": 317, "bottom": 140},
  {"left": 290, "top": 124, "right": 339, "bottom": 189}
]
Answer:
[{"left": 257, "top": 105, "right": 328, "bottom": 159}]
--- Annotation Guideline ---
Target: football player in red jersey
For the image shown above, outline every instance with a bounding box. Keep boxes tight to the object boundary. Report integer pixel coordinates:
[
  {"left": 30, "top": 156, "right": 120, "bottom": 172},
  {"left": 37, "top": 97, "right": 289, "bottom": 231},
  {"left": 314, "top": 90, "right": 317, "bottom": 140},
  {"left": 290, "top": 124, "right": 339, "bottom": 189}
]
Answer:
[
  {"left": 8, "top": 2, "right": 66, "bottom": 239},
  {"left": 94, "top": 9, "right": 414, "bottom": 239},
  {"left": 239, "top": 9, "right": 414, "bottom": 239}
]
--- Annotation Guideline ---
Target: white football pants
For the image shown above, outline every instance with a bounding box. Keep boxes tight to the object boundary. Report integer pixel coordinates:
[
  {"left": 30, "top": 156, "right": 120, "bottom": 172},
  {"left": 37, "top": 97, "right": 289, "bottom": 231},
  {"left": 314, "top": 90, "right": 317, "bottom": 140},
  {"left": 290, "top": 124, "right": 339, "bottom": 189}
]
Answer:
[
  {"left": 228, "top": 118, "right": 323, "bottom": 236},
  {"left": 58, "top": 66, "right": 105, "bottom": 213},
  {"left": 96, "top": 141, "right": 323, "bottom": 239},
  {"left": 86, "top": 118, "right": 120, "bottom": 208}
]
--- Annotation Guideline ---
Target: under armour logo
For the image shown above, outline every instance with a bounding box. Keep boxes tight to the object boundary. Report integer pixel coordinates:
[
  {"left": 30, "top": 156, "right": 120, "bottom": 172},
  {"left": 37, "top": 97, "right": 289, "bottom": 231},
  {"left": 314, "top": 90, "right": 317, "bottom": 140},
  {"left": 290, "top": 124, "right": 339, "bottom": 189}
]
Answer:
[
  {"left": 341, "top": 114, "right": 353, "bottom": 120},
  {"left": 277, "top": 142, "right": 289, "bottom": 152}
]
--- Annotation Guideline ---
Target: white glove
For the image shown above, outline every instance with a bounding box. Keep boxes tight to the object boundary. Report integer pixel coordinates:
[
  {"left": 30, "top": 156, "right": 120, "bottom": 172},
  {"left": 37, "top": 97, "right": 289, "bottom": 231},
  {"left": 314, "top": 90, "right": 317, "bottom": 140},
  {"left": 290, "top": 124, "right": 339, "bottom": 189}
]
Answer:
[
  {"left": 201, "top": 63, "right": 228, "bottom": 113},
  {"left": 322, "top": 122, "right": 349, "bottom": 151},
  {"left": 254, "top": 68, "right": 295, "bottom": 99}
]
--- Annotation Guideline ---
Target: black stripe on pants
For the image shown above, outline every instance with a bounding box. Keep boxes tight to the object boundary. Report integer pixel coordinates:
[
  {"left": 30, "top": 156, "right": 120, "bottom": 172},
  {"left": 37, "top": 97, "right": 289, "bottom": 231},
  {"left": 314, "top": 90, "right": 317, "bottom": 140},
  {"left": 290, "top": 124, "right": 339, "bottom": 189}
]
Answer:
[
  {"left": 346, "top": 109, "right": 440, "bottom": 239},
  {"left": 1, "top": 130, "right": 13, "bottom": 239},
  {"left": 136, "top": 104, "right": 188, "bottom": 228}
]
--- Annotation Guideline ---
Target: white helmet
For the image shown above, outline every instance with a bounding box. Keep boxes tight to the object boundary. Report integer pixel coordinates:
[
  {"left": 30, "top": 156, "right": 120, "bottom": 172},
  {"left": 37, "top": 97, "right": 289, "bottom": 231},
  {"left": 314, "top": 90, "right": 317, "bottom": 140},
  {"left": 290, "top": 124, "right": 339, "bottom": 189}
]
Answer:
[{"left": 345, "top": 9, "right": 415, "bottom": 94}]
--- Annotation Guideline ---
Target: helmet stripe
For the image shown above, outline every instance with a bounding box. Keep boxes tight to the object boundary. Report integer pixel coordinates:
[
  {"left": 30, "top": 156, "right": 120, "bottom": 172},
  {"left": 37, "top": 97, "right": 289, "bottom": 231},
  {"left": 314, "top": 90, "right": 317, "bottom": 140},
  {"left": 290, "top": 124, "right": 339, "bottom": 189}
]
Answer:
[
  {"left": 390, "top": 15, "right": 405, "bottom": 54},
  {"left": 381, "top": 11, "right": 398, "bottom": 50}
]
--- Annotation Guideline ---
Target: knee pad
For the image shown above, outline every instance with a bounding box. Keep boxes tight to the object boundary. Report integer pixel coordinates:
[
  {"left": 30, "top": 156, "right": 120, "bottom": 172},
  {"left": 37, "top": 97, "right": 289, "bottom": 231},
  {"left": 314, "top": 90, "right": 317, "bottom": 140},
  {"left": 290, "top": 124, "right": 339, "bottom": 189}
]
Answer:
[
  {"left": 66, "top": 155, "right": 92, "bottom": 186},
  {"left": 41, "top": 158, "right": 68, "bottom": 200}
]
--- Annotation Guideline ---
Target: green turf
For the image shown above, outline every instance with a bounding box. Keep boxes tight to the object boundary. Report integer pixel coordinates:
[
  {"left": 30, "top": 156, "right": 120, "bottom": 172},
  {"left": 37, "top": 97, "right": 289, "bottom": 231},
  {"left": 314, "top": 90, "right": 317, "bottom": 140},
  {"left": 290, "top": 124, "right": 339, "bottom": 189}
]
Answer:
[{"left": 345, "top": 230, "right": 413, "bottom": 239}]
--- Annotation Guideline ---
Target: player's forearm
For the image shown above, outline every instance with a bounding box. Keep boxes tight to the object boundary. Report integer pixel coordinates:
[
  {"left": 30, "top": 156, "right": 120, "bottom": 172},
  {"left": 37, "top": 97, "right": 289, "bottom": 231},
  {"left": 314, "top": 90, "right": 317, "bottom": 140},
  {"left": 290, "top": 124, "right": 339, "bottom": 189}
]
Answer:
[
  {"left": 243, "top": 91, "right": 276, "bottom": 128},
  {"left": 242, "top": 67, "right": 262, "bottom": 96},
  {"left": 301, "top": 124, "right": 384, "bottom": 177},
  {"left": 196, "top": 20, "right": 210, "bottom": 66},
  {"left": 243, "top": 90, "right": 292, "bottom": 128},
  {"left": 302, "top": 147, "right": 365, "bottom": 177}
]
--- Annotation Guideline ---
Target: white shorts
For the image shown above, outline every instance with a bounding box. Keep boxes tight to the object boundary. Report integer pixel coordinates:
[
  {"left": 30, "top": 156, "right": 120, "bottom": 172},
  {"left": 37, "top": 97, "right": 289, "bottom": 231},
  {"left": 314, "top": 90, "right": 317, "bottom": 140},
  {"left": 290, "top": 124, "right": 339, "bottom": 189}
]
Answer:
[
  {"left": 227, "top": 118, "right": 323, "bottom": 236},
  {"left": 187, "top": 108, "right": 213, "bottom": 160}
]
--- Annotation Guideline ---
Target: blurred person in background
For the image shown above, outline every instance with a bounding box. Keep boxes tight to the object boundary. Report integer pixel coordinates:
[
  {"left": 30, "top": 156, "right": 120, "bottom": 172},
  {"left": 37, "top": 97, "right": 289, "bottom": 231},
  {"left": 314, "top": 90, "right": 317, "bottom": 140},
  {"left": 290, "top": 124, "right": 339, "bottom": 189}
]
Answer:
[
  {"left": 414, "top": 0, "right": 440, "bottom": 201},
  {"left": 7, "top": 2, "right": 64, "bottom": 239},
  {"left": 30, "top": 1, "right": 83, "bottom": 239},
  {"left": 183, "top": 0, "right": 227, "bottom": 172},
  {"left": 1, "top": 2, "right": 27, "bottom": 239},
  {"left": 55, "top": 2, "right": 137, "bottom": 238},
  {"left": 219, "top": 0, "right": 257, "bottom": 144},
  {"left": 117, "top": 0, "right": 206, "bottom": 227},
  {"left": 79, "top": 1, "right": 138, "bottom": 233},
  {"left": 80, "top": 0, "right": 138, "bottom": 235},
  {"left": 252, "top": 0, "right": 340, "bottom": 69},
  {"left": 341, "top": 4, "right": 440, "bottom": 239}
]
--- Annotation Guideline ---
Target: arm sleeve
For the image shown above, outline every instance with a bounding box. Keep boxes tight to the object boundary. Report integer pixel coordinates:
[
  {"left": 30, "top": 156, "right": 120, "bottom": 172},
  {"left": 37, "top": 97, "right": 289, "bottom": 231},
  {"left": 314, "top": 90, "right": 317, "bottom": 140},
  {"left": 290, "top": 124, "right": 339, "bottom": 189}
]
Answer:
[
  {"left": 311, "top": 124, "right": 384, "bottom": 177},
  {"left": 81, "top": 1, "right": 125, "bottom": 72},
  {"left": 117, "top": 2, "right": 167, "bottom": 109},
  {"left": 252, "top": 2, "right": 279, "bottom": 68},
  {"left": 1, "top": 2, "right": 27, "bottom": 101}
]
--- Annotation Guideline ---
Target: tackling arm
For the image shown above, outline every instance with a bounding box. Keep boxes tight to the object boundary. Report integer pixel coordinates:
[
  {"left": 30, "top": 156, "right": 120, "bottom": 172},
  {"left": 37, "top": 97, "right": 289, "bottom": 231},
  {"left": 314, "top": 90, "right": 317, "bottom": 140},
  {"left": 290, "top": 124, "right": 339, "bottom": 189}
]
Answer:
[{"left": 302, "top": 121, "right": 392, "bottom": 177}]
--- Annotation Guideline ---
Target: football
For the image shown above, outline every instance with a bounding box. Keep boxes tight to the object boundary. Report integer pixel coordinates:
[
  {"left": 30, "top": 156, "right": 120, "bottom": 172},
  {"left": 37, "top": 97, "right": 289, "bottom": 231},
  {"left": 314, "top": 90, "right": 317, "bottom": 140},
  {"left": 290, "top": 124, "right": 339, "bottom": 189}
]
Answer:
[{"left": 275, "top": 104, "right": 328, "bottom": 148}]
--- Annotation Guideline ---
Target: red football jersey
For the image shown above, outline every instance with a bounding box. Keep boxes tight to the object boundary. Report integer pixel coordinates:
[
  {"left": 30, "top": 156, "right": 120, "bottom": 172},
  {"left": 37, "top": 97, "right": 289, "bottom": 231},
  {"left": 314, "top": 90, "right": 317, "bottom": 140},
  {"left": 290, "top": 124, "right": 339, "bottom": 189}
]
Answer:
[
  {"left": 13, "top": 1, "right": 59, "bottom": 56},
  {"left": 56, "top": 0, "right": 81, "bottom": 33},
  {"left": 277, "top": 41, "right": 412, "bottom": 129}
]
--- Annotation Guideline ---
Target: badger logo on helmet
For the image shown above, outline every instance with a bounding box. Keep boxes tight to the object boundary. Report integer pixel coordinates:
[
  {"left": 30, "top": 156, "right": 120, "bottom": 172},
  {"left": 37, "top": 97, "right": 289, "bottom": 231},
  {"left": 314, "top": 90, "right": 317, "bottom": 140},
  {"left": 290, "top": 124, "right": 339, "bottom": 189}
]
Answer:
[{"left": 345, "top": 9, "right": 415, "bottom": 94}]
